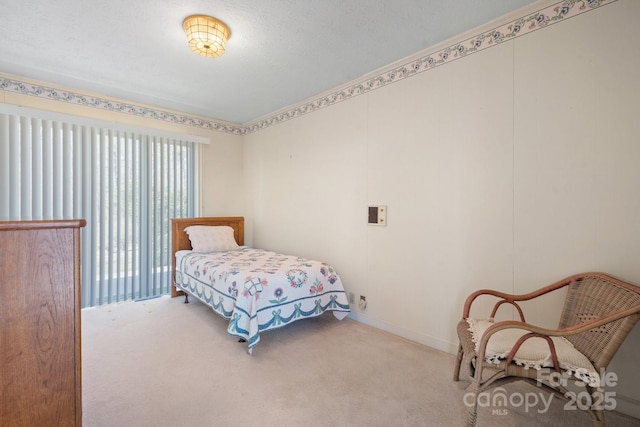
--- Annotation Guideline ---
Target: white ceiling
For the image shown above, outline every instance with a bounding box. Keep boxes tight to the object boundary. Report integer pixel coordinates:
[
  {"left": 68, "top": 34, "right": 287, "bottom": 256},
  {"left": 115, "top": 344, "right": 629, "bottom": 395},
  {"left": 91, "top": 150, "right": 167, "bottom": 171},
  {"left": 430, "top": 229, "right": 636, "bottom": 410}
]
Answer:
[{"left": 0, "top": 0, "right": 537, "bottom": 125}]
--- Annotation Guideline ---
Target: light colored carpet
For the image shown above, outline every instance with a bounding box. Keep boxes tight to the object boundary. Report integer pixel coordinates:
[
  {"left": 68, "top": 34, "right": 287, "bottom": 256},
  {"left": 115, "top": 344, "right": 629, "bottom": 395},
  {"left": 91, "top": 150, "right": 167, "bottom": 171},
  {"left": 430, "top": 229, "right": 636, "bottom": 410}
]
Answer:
[{"left": 82, "top": 296, "right": 639, "bottom": 427}]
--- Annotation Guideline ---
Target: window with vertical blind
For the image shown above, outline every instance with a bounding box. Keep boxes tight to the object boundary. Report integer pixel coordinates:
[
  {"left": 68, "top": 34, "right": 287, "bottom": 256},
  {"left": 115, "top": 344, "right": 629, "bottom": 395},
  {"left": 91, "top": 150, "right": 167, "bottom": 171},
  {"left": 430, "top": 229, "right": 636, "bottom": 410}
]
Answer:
[{"left": 0, "top": 107, "right": 201, "bottom": 307}]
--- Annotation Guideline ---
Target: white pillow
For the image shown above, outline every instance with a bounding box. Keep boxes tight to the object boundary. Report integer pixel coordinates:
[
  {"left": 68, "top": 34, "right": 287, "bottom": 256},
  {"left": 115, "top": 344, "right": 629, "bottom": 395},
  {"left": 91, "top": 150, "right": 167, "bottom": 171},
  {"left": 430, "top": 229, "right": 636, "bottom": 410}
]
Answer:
[{"left": 184, "top": 225, "right": 240, "bottom": 252}]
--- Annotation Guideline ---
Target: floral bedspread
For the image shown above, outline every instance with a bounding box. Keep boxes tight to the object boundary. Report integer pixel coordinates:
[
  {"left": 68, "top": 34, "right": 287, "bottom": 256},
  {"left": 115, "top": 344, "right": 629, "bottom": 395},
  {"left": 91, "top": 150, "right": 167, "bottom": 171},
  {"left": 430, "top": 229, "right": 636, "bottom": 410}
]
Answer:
[{"left": 175, "top": 247, "right": 350, "bottom": 353}]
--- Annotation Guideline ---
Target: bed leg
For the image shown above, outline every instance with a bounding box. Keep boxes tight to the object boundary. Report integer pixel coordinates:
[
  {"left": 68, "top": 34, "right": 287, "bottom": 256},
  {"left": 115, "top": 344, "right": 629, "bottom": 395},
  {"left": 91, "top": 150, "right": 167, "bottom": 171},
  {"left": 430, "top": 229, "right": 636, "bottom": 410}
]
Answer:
[{"left": 184, "top": 294, "right": 189, "bottom": 304}]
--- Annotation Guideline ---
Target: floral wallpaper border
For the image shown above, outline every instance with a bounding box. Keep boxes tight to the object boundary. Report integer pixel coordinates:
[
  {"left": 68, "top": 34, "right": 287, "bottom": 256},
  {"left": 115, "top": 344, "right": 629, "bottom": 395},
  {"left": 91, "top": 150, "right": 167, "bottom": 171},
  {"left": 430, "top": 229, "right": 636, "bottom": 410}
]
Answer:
[
  {"left": 0, "top": 77, "right": 245, "bottom": 135},
  {"left": 0, "top": 0, "right": 616, "bottom": 136}
]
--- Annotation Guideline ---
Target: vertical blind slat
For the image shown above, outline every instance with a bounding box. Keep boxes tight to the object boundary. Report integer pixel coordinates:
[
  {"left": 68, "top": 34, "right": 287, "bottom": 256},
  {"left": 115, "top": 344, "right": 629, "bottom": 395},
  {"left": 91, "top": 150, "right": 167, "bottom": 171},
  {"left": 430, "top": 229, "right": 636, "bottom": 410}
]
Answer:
[
  {"left": 62, "top": 123, "right": 73, "bottom": 218},
  {"left": 73, "top": 124, "right": 83, "bottom": 219},
  {"left": 158, "top": 138, "right": 164, "bottom": 295},
  {"left": 81, "top": 125, "right": 92, "bottom": 308},
  {"left": 9, "top": 116, "right": 20, "bottom": 219},
  {"left": 20, "top": 117, "right": 31, "bottom": 219},
  {"left": 42, "top": 120, "right": 53, "bottom": 219},
  {"left": 0, "top": 115, "right": 10, "bottom": 220},
  {"left": 91, "top": 127, "right": 100, "bottom": 306},
  {"left": 31, "top": 118, "right": 42, "bottom": 220},
  {"left": 131, "top": 135, "right": 139, "bottom": 300},
  {"left": 98, "top": 128, "right": 106, "bottom": 304},
  {"left": 107, "top": 130, "right": 114, "bottom": 304},
  {"left": 115, "top": 132, "right": 122, "bottom": 302},
  {"left": 52, "top": 121, "right": 62, "bottom": 218},
  {"left": 141, "top": 135, "right": 149, "bottom": 300},
  {"left": 148, "top": 137, "right": 155, "bottom": 298}
]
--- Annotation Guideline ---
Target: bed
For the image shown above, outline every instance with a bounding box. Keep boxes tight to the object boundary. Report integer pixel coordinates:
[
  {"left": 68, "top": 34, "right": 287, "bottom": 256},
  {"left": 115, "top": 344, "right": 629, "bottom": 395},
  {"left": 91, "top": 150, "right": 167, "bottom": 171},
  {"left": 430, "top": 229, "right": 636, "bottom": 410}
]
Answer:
[{"left": 171, "top": 216, "right": 351, "bottom": 353}]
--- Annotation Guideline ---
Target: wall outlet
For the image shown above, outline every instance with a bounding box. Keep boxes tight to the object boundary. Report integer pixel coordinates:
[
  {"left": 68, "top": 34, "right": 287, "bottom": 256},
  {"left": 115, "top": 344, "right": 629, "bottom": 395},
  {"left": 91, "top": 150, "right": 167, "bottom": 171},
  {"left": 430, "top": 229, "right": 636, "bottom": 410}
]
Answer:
[
  {"left": 358, "top": 295, "right": 367, "bottom": 310},
  {"left": 368, "top": 206, "right": 387, "bottom": 226}
]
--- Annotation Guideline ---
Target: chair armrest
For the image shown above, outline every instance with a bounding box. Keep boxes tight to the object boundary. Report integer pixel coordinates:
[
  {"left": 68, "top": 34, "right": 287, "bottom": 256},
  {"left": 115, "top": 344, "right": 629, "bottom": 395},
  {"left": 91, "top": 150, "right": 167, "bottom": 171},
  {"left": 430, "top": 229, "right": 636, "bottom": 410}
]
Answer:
[
  {"left": 462, "top": 273, "right": 600, "bottom": 318},
  {"left": 475, "top": 320, "right": 564, "bottom": 372},
  {"left": 475, "top": 303, "right": 640, "bottom": 366},
  {"left": 462, "top": 287, "right": 564, "bottom": 321},
  {"left": 463, "top": 289, "right": 528, "bottom": 321},
  {"left": 462, "top": 272, "right": 634, "bottom": 319}
]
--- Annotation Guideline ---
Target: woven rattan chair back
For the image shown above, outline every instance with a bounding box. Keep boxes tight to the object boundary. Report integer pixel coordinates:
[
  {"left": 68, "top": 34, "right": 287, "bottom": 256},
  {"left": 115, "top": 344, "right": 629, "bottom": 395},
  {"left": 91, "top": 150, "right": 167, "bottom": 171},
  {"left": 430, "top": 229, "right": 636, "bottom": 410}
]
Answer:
[{"left": 559, "top": 274, "right": 640, "bottom": 370}]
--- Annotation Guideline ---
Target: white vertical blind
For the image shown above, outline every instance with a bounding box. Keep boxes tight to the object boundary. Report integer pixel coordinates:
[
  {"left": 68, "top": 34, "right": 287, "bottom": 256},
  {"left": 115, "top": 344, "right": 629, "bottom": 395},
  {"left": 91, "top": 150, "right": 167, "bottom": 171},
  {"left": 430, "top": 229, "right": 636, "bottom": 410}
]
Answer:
[
  {"left": 0, "top": 115, "right": 8, "bottom": 218},
  {"left": 0, "top": 111, "right": 197, "bottom": 307}
]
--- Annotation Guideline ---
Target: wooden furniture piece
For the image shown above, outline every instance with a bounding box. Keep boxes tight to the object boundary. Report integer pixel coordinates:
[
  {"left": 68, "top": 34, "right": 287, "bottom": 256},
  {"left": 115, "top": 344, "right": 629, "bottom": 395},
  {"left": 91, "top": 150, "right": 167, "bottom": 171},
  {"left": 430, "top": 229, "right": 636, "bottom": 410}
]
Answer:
[
  {"left": 0, "top": 219, "right": 86, "bottom": 426},
  {"left": 453, "top": 272, "right": 640, "bottom": 427},
  {"left": 170, "top": 216, "right": 244, "bottom": 298}
]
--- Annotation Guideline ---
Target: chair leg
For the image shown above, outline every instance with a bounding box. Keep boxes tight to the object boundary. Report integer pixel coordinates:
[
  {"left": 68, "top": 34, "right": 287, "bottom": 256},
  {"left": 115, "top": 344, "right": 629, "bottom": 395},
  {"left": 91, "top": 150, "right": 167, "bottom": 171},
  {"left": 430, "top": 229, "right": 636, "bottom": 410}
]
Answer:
[
  {"left": 467, "top": 409, "right": 478, "bottom": 427},
  {"left": 464, "top": 356, "right": 486, "bottom": 427},
  {"left": 465, "top": 383, "right": 479, "bottom": 427},
  {"left": 453, "top": 342, "right": 464, "bottom": 381},
  {"left": 590, "top": 407, "right": 605, "bottom": 427},
  {"left": 587, "top": 385, "right": 605, "bottom": 427}
]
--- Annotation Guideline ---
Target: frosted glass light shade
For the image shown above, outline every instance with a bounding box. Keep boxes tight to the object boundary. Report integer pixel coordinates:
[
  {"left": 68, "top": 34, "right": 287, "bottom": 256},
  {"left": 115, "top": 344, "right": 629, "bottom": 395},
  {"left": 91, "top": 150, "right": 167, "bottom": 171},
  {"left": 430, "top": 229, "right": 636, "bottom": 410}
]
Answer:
[{"left": 183, "top": 15, "right": 231, "bottom": 58}]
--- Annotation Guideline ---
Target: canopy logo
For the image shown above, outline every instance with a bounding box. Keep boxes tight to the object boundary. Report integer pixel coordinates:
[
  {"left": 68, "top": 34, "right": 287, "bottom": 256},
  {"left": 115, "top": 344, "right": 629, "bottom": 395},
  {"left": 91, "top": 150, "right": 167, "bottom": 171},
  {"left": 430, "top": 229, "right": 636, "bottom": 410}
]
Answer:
[{"left": 463, "top": 368, "right": 618, "bottom": 415}]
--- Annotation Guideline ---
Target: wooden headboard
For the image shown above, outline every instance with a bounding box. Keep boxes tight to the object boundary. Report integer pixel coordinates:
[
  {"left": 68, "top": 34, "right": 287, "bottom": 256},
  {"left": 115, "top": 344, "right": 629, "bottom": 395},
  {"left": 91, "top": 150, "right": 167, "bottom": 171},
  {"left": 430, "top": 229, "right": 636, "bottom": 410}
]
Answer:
[{"left": 170, "top": 216, "right": 245, "bottom": 297}]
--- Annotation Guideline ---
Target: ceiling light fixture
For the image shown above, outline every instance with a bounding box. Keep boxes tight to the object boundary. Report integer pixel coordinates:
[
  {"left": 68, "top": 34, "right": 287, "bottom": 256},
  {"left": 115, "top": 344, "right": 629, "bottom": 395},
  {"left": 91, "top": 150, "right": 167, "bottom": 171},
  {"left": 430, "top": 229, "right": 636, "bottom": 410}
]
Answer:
[{"left": 183, "top": 15, "right": 231, "bottom": 58}]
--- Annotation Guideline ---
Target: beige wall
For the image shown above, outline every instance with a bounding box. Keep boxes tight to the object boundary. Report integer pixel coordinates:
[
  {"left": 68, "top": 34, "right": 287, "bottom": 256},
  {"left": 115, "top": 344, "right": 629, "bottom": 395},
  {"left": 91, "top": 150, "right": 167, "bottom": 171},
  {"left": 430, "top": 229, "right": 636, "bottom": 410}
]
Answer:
[{"left": 243, "top": 0, "right": 640, "bottom": 416}]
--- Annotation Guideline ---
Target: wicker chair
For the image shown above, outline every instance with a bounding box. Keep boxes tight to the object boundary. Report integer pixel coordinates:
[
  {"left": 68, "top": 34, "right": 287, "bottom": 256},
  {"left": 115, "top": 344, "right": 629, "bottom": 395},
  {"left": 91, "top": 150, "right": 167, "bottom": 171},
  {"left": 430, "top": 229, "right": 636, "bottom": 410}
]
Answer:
[{"left": 453, "top": 272, "right": 640, "bottom": 427}]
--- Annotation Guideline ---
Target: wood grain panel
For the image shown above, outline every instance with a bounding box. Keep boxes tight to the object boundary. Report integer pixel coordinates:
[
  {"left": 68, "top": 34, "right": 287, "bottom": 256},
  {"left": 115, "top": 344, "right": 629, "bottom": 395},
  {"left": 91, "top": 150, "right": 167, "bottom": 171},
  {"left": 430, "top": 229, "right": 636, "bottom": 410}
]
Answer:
[{"left": 0, "top": 220, "right": 84, "bottom": 426}]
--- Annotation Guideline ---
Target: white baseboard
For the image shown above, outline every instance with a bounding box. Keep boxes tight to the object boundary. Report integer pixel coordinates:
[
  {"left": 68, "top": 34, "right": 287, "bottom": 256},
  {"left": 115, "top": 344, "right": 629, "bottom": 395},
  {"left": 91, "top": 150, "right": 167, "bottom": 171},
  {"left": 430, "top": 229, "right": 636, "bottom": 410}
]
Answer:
[
  {"left": 346, "top": 311, "right": 458, "bottom": 355},
  {"left": 613, "top": 393, "right": 640, "bottom": 420}
]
